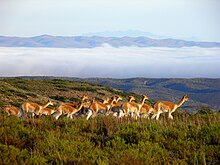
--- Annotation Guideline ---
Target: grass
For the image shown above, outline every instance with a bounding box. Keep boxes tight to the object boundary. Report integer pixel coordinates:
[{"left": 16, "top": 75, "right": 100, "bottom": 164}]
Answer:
[
  {"left": 0, "top": 78, "right": 220, "bottom": 164},
  {"left": 0, "top": 111, "right": 219, "bottom": 164}
]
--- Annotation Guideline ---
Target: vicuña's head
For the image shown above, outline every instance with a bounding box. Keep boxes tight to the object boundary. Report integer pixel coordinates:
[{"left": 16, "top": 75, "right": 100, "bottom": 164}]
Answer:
[
  {"left": 92, "top": 98, "right": 96, "bottom": 103},
  {"left": 128, "top": 96, "right": 135, "bottom": 102},
  {"left": 116, "top": 96, "right": 123, "bottom": 101},
  {"left": 142, "top": 95, "right": 149, "bottom": 100},
  {"left": 183, "top": 95, "right": 189, "bottom": 101},
  {"left": 82, "top": 95, "right": 88, "bottom": 101},
  {"left": 111, "top": 96, "right": 117, "bottom": 103},
  {"left": 48, "top": 99, "right": 53, "bottom": 106},
  {"left": 103, "top": 97, "right": 110, "bottom": 104}
]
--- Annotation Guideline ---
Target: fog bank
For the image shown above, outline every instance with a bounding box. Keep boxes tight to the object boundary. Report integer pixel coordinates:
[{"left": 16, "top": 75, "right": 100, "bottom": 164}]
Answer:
[{"left": 0, "top": 46, "right": 220, "bottom": 78}]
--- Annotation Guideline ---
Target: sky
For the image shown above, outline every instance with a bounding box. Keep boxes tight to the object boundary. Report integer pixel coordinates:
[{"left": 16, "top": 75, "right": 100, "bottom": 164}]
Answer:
[
  {"left": 0, "top": 47, "right": 219, "bottom": 78},
  {"left": 0, "top": 0, "right": 220, "bottom": 42}
]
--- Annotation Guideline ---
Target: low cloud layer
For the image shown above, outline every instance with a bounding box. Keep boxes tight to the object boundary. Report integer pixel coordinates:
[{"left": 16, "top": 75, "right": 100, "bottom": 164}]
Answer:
[{"left": 0, "top": 46, "right": 220, "bottom": 78}]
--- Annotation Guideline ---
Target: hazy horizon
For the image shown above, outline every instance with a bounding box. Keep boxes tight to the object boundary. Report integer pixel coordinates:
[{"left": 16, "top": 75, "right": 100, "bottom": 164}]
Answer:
[{"left": 1, "top": 0, "right": 220, "bottom": 42}]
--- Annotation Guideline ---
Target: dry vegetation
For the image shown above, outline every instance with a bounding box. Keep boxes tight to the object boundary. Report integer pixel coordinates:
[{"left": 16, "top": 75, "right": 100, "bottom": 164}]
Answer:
[{"left": 0, "top": 78, "right": 220, "bottom": 164}]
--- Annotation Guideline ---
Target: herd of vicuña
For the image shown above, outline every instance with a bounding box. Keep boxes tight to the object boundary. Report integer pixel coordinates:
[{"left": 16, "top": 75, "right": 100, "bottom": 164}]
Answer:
[{"left": 3, "top": 94, "right": 189, "bottom": 120}]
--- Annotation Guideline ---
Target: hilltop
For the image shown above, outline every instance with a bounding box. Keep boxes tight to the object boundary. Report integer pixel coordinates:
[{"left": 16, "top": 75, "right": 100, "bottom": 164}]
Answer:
[{"left": 0, "top": 35, "right": 220, "bottom": 48}]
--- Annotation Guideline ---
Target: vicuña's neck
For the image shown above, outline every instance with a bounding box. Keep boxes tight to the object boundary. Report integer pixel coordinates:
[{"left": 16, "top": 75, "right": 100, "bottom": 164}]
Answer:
[
  {"left": 116, "top": 98, "right": 121, "bottom": 103},
  {"left": 104, "top": 99, "right": 115, "bottom": 111},
  {"left": 109, "top": 99, "right": 115, "bottom": 105},
  {"left": 76, "top": 103, "right": 84, "bottom": 111},
  {"left": 128, "top": 98, "right": 133, "bottom": 102},
  {"left": 177, "top": 97, "right": 185, "bottom": 107},
  {"left": 140, "top": 97, "right": 146, "bottom": 106},
  {"left": 43, "top": 102, "right": 51, "bottom": 109}
]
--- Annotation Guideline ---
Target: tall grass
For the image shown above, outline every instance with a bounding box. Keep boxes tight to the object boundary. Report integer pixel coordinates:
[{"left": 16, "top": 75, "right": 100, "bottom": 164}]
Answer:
[{"left": 0, "top": 111, "right": 219, "bottom": 164}]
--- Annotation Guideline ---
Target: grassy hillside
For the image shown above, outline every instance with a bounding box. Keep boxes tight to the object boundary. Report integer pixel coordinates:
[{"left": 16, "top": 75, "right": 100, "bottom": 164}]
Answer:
[
  {"left": 79, "top": 78, "right": 220, "bottom": 113},
  {"left": 13, "top": 76, "right": 220, "bottom": 113},
  {"left": 0, "top": 78, "right": 140, "bottom": 111},
  {"left": 0, "top": 78, "right": 220, "bottom": 164}
]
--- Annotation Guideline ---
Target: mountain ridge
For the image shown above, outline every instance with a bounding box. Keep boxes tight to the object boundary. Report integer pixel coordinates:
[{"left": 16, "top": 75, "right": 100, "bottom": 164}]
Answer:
[
  {"left": 83, "top": 30, "right": 201, "bottom": 41},
  {"left": 0, "top": 35, "right": 220, "bottom": 48}
]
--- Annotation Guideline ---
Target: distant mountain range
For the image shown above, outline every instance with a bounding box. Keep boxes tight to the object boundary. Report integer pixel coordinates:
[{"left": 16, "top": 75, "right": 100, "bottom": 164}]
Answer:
[
  {"left": 84, "top": 30, "right": 171, "bottom": 39},
  {"left": 0, "top": 35, "right": 220, "bottom": 48},
  {"left": 84, "top": 30, "right": 201, "bottom": 41}
]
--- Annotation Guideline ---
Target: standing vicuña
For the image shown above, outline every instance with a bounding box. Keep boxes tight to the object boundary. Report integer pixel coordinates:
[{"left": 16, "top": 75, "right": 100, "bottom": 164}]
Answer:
[
  {"left": 56, "top": 102, "right": 85, "bottom": 119},
  {"left": 123, "top": 95, "right": 148, "bottom": 119},
  {"left": 4, "top": 106, "right": 24, "bottom": 117},
  {"left": 22, "top": 99, "right": 53, "bottom": 117},
  {"left": 151, "top": 95, "right": 189, "bottom": 120},
  {"left": 86, "top": 97, "right": 117, "bottom": 120}
]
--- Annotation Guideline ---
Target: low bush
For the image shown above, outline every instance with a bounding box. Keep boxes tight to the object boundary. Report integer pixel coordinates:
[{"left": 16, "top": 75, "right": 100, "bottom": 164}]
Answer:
[{"left": 0, "top": 111, "right": 219, "bottom": 164}]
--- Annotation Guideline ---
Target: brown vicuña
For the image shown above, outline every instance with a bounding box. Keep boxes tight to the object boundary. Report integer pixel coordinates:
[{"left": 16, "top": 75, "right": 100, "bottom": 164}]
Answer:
[
  {"left": 102, "top": 97, "right": 110, "bottom": 104},
  {"left": 112, "top": 95, "right": 134, "bottom": 109},
  {"left": 111, "top": 96, "right": 135, "bottom": 117},
  {"left": 140, "top": 104, "right": 154, "bottom": 118},
  {"left": 4, "top": 106, "right": 23, "bottom": 117},
  {"left": 151, "top": 95, "right": 189, "bottom": 120},
  {"left": 56, "top": 102, "right": 85, "bottom": 119},
  {"left": 140, "top": 102, "right": 154, "bottom": 119},
  {"left": 22, "top": 99, "right": 53, "bottom": 117},
  {"left": 86, "top": 97, "right": 117, "bottom": 120},
  {"left": 123, "top": 95, "right": 148, "bottom": 118},
  {"left": 40, "top": 107, "right": 57, "bottom": 116}
]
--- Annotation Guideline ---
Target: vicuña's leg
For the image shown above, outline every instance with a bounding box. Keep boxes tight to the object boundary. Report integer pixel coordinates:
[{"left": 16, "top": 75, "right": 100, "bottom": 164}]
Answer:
[
  {"left": 130, "top": 112, "right": 134, "bottom": 118},
  {"left": 112, "top": 112, "right": 118, "bottom": 117},
  {"left": 156, "top": 112, "right": 161, "bottom": 120},
  {"left": 168, "top": 112, "right": 173, "bottom": 119},
  {"left": 118, "top": 110, "right": 124, "bottom": 118},
  {"left": 55, "top": 114, "right": 60, "bottom": 120},
  {"left": 136, "top": 111, "right": 140, "bottom": 118},
  {"left": 54, "top": 111, "right": 62, "bottom": 120},
  {"left": 86, "top": 109, "right": 93, "bottom": 120},
  {"left": 134, "top": 112, "right": 139, "bottom": 120},
  {"left": 6, "top": 110, "right": 10, "bottom": 116},
  {"left": 92, "top": 111, "right": 97, "bottom": 118},
  {"left": 144, "top": 114, "right": 149, "bottom": 119},
  {"left": 67, "top": 114, "right": 71, "bottom": 118},
  {"left": 151, "top": 113, "right": 157, "bottom": 120}
]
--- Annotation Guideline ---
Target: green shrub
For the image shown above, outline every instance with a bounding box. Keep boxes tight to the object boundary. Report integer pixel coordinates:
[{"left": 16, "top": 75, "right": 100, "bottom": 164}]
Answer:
[
  {"left": 50, "top": 95, "right": 67, "bottom": 102},
  {"left": 0, "top": 102, "right": 4, "bottom": 108},
  {"left": 197, "top": 106, "right": 213, "bottom": 114}
]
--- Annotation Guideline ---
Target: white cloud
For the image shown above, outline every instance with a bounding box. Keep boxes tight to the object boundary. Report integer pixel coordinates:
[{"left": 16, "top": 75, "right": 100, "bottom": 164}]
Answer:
[{"left": 0, "top": 46, "right": 219, "bottom": 78}]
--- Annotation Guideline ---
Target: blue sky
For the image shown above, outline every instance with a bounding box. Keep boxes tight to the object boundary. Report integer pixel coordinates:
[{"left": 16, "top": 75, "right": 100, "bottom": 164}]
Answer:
[{"left": 0, "top": 0, "right": 220, "bottom": 41}]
